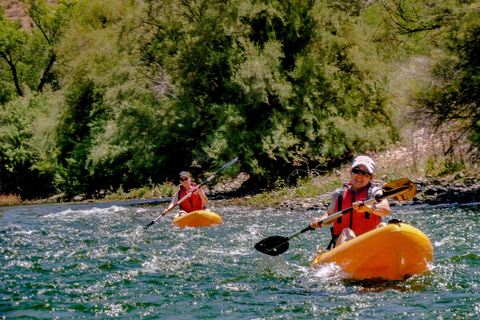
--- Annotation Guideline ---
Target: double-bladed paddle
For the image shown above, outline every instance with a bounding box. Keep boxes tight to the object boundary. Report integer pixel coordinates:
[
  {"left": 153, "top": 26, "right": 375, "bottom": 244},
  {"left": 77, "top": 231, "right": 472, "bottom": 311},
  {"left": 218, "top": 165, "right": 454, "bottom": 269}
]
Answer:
[
  {"left": 254, "top": 178, "right": 417, "bottom": 256},
  {"left": 144, "top": 157, "right": 238, "bottom": 229}
]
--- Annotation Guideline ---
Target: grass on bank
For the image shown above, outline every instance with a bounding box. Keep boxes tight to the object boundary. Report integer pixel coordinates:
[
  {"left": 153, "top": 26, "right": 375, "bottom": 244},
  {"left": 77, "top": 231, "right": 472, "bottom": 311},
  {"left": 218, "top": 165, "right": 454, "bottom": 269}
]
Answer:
[
  {"left": 0, "top": 194, "right": 22, "bottom": 206},
  {"left": 101, "top": 180, "right": 178, "bottom": 202},
  {"left": 244, "top": 177, "right": 343, "bottom": 209}
]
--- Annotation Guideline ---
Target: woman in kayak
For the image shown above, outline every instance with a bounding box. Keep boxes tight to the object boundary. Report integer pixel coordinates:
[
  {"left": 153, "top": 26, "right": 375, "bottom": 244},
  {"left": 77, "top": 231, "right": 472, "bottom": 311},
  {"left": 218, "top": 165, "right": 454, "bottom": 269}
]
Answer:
[
  {"left": 166, "top": 171, "right": 209, "bottom": 215},
  {"left": 310, "top": 155, "right": 390, "bottom": 248}
]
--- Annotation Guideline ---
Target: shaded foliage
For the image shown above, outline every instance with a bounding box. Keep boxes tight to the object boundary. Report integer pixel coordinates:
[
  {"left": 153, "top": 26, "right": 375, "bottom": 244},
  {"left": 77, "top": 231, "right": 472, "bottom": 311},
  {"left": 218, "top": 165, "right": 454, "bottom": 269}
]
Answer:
[{"left": 0, "top": 96, "right": 58, "bottom": 198}]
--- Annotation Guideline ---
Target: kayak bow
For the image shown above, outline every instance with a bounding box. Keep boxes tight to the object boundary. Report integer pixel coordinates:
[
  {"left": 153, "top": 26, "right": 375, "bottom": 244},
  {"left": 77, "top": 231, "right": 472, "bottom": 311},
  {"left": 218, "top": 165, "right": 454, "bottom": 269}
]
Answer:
[
  {"left": 171, "top": 210, "right": 223, "bottom": 228},
  {"left": 311, "top": 222, "right": 434, "bottom": 281}
]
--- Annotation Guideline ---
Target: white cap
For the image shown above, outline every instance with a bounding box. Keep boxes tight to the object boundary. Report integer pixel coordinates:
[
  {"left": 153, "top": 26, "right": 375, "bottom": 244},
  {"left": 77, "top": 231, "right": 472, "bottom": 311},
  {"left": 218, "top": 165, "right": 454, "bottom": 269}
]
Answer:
[{"left": 351, "top": 156, "right": 375, "bottom": 174}]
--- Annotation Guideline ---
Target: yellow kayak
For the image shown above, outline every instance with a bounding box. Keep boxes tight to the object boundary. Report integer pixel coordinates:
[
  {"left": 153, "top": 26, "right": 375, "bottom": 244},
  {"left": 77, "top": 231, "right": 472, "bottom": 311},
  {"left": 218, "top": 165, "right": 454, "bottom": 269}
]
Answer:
[
  {"left": 311, "top": 222, "right": 434, "bottom": 281},
  {"left": 171, "top": 210, "right": 223, "bottom": 228}
]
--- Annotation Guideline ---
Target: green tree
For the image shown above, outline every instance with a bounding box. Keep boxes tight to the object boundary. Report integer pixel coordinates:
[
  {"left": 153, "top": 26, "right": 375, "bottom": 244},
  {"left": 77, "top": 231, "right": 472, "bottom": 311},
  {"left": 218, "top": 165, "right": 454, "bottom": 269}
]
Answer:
[
  {"left": 0, "top": 10, "right": 27, "bottom": 98},
  {"left": 140, "top": 0, "right": 248, "bottom": 176},
  {"left": 0, "top": 0, "right": 74, "bottom": 102},
  {"left": 0, "top": 95, "right": 59, "bottom": 198},
  {"left": 52, "top": 0, "right": 157, "bottom": 195},
  {"left": 23, "top": 0, "right": 73, "bottom": 92}
]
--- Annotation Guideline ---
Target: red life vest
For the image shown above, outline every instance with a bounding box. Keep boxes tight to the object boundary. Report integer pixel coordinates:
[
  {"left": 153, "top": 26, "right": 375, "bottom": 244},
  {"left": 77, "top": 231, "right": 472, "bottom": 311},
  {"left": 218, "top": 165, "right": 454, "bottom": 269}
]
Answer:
[
  {"left": 332, "top": 182, "right": 381, "bottom": 236},
  {"left": 178, "top": 184, "right": 205, "bottom": 213}
]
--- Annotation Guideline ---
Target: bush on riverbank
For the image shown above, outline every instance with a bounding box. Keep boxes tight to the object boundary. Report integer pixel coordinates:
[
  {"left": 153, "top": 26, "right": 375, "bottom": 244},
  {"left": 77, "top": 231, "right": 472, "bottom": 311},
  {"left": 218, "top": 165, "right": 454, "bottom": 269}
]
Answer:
[{"left": 0, "top": 194, "right": 22, "bottom": 207}]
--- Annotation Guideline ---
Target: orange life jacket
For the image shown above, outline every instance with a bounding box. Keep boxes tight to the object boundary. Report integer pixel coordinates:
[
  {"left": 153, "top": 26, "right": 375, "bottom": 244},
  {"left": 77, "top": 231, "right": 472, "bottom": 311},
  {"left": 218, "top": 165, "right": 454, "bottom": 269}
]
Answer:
[
  {"left": 332, "top": 182, "right": 381, "bottom": 236},
  {"left": 178, "top": 184, "right": 205, "bottom": 213}
]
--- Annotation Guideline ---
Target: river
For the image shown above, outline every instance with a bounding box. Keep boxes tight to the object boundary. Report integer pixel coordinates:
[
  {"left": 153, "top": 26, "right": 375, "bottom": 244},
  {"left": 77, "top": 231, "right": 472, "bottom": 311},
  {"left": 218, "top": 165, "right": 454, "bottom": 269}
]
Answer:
[{"left": 1, "top": 200, "right": 479, "bottom": 319}]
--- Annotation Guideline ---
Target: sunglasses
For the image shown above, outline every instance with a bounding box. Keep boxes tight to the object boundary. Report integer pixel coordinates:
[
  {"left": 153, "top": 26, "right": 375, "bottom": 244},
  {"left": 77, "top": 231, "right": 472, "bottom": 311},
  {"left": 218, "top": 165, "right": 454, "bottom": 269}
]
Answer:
[
  {"left": 352, "top": 167, "right": 371, "bottom": 177},
  {"left": 180, "top": 177, "right": 189, "bottom": 181}
]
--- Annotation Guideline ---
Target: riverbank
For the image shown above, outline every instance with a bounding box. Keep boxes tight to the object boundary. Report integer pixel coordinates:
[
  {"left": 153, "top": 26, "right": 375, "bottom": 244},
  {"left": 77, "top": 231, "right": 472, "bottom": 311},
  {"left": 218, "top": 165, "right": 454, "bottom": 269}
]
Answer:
[
  {"left": 272, "top": 173, "right": 480, "bottom": 211},
  {"left": 3, "top": 169, "right": 480, "bottom": 210}
]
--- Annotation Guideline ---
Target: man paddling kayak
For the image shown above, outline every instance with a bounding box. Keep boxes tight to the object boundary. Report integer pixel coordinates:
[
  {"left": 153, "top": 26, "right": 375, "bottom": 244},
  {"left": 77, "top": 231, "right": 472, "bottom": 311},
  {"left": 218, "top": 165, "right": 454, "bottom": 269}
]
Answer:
[
  {"left": 166, "top": 171, "right": 209, "bottom": 215},
  {"left": 310, "top": 155, "right": 390, "bottom": 248}
]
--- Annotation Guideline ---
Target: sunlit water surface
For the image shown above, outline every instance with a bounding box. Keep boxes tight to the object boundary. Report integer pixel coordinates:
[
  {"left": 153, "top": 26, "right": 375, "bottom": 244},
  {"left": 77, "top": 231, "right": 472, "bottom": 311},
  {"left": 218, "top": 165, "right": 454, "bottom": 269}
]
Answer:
[{"left": 1, "top": 200, "right": 479, "bottom": 319}]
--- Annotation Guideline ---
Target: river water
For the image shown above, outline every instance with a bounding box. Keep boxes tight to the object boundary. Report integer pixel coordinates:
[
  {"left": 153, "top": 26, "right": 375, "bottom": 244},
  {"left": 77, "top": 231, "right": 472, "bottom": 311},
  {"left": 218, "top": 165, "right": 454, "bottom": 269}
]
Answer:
[{"left": 1, "top": 200, "right": 479, "bottom": 319}]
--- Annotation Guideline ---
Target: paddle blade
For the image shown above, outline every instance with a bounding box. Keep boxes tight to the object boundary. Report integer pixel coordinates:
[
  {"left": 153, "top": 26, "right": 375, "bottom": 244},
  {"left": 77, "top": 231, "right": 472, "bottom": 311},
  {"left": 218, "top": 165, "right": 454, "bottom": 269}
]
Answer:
[
  {"left": 221, "top": 157, "right": 238, "bottom": 171},
  {"left": 382, "top": 178, "right": 417, "bottom": 201},
  {"left": 254, "top": 236, "right": 290, "bottom": 256}
]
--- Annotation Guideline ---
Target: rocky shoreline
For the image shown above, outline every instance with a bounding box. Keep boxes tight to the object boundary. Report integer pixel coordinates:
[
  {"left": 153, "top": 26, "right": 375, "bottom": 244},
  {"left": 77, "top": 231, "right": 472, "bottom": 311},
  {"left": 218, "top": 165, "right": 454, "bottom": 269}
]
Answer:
[
  {"left": 276, "top": 174, "right": 480, "bottom": 211},
  {"left": 14, "top": 172, "right": 480, "bottom": 210}
]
